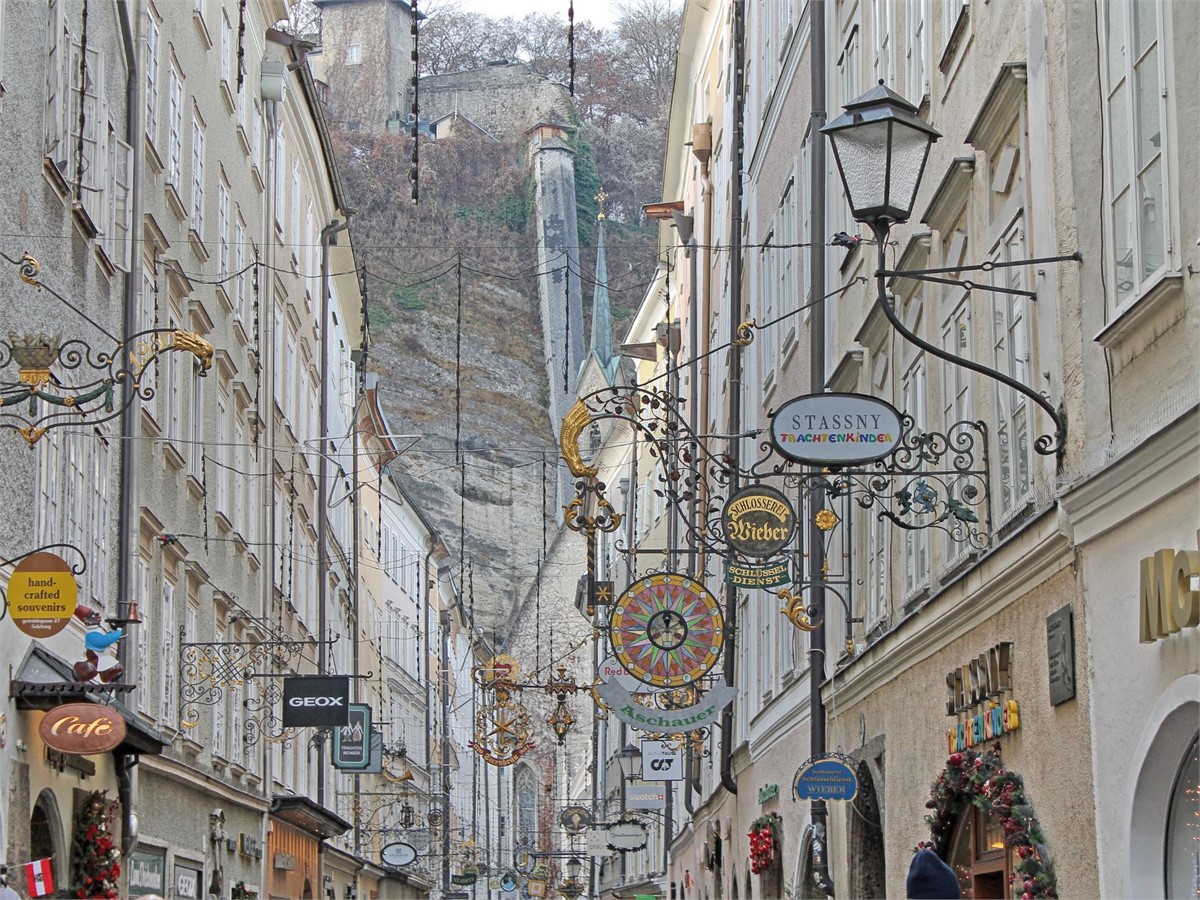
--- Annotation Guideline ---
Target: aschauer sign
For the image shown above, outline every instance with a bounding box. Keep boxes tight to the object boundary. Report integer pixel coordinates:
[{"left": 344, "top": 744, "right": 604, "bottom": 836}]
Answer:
[
  {"left": 770, "top": 393, "right": 904, "bottom": 466},
  {"left": 594, "top": 679, "right": 735, "bottom": 732}
]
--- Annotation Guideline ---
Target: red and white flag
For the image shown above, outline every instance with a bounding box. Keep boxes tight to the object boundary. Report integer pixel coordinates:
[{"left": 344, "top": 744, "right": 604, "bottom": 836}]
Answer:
[{"left": 24, "top": 858, "right": 54, "bottom": 897}]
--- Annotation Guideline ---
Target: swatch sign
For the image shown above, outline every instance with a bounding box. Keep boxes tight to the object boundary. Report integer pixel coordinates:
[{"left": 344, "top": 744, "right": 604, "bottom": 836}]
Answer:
[{"left": 771, "top": 393, "right": 904, "bottom": 466}]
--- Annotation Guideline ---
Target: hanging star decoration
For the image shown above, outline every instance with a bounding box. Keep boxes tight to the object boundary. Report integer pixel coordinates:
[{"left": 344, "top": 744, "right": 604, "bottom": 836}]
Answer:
[{"left": 470, "top": 656, "right": 534, "bottom": 766}]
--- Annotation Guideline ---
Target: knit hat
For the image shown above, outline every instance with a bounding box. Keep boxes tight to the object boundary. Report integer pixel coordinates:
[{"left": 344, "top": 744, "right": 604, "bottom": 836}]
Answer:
[{"left": 906, "top": 848, "right": 962, "bottom": 899}]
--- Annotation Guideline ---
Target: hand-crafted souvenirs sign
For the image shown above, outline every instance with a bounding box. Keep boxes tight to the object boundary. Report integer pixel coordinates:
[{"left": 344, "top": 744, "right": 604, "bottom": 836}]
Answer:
[
  {"left": 282, "top": 675, "right": 350, "bottom": 727},
  {"left": 609, "top": 573, "right": 724, "bottom": 688},
  {"left": 8, "top": 552, "right": 78, "bottom": 638},
  {"left": 770, "top": 393, "right": 904, "bottom": 466},
  {"left": 39, "top": 703, "right": 127, "bottom": 754},
  {"left": 594, "top": 678, "right": 736, "bottom": 732},
  {"left": 721, "top": 485, "right": 796, "bottom": 558}
]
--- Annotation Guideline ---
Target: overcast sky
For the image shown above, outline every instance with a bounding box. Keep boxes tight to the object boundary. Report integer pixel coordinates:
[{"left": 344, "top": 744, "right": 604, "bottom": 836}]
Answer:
[{"left": 433, "top": 0, "right": 623, "bottom": 29}]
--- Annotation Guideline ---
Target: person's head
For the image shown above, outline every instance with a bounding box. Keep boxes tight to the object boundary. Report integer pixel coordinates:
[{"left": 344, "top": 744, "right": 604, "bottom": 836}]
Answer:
[{"left": 906, "top": 847, "right": 961, "bottom": 899}]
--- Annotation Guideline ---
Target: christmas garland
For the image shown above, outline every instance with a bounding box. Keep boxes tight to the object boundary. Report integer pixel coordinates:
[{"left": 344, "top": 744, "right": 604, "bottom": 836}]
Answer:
[
  {"left": 923, "top": 743, "right": 1058, "bottom": 899},
  {"left": 70, "top": 790, "right": 121, "bottom": 899},
  {"left": 747, "top": 813, "right": 781, "bottom": 874}
]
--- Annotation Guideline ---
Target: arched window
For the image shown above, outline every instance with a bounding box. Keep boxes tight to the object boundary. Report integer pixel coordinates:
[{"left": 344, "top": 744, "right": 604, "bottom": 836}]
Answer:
[
  {"left": 1165, "top": 735, "right": 1199, "bottom": 898},
  {"left": 947, "top": 805, "right": 1012, "bottom": 897},
  {"left": 515, "top": 765, "right": 537, "bottom": 844},
  {"left": 849, "top": 760, "right": 885, "bottom": 898},
  {"left": 29, "top": 790, "right": 63, "bottom": 891}
]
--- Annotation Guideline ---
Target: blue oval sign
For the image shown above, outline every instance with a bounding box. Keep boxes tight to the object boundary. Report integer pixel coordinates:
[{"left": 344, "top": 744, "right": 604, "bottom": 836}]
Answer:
[
  {"left": 771, "top": 392, "right": 905, "bottom": 466},
  {"left": 793, "top": 758, "right": 859, "bottom": 801}
]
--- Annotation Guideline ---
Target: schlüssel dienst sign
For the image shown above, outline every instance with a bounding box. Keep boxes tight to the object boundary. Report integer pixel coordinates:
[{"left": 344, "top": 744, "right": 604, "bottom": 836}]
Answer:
[
  {"left": 793, "top": 758, "right": 859, "bottom": 801},
  {"left": 771, "top": 393, "right": 904, "bottom": 466}
]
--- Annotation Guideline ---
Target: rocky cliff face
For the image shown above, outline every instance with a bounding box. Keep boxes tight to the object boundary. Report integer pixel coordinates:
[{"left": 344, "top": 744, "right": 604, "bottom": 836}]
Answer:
[{"left": 335, "top": 125, "right": 651, "bottom": 640}]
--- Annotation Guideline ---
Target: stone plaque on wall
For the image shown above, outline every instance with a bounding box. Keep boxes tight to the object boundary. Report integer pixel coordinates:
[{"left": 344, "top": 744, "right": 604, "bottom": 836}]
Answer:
[{"left": 1046, "top": 605, "right": 1076, "bottom": 706}]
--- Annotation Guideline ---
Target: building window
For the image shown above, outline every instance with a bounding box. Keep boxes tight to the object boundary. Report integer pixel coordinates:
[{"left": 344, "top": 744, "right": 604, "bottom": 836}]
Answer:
[
  {"left": 1165, "top": 736, "right": 1199, "bottom": 898},
  {"left": 167, "top": 63, "right": 183, "bottom": 189},
  {"left": 871, "top": 0, "right": 893, "bottom": 87},
  {"left": 989, "top": 219, "right": 1032, "bottom": 517},
  {"left": 515, "top": 766, "right": 537, "bottom": 844},
  {"left": 145, "top": 10, "right": 161, "bottom": 146},
  {"left": 160, "top": 578, "right": 177, "bottom": 723},
  {"left": 900, "top": 344, "right": 929, "bottom": 595},
  {"left": 346, "top": 44, "right": 362, "bottom": 66},
  {"left": 906, "top": 0, "right": 930, "bottom": 100},
  {"left": 865, "top": 508, "right": 888, "bottom": 627},
  {"left": 191, "top": 113, "right": 206, "bottom": 238},
  {"left": 1101, "top": 0, "right": 1170, "bottom": 310}
]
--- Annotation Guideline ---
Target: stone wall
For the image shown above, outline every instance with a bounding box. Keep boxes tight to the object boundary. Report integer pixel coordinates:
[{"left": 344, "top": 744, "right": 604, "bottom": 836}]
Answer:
[{"left": 419, "top": 63, "right": 573, "bottom": 141}]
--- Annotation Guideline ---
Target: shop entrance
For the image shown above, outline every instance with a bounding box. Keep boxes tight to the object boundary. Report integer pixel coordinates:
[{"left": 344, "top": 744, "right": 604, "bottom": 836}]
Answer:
[{"left": 947, "top": 806, "right": 1012, "bottom": 898}]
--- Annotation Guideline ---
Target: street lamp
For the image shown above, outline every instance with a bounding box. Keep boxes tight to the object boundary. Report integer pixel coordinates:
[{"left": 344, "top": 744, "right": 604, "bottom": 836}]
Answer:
[
  {"left": 559, "top": 856, "right": 586, "bottom": 900},
  {"left": 822, "top": 81, "right": 940, "bottom": 232},
  {"left": 822, "top": 83, "right": 1069, "bottom": 458},
  {"left": 616, "top": 743, "right": 642, "bottom": 781}
]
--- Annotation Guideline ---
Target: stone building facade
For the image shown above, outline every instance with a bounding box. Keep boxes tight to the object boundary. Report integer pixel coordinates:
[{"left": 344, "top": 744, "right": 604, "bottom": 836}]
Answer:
[
  {"left": 312, "top": 0, "right": 416, "bottom": 134},
  {"left": 638, "top": 1, "right": 1198, "bottom": 899}
]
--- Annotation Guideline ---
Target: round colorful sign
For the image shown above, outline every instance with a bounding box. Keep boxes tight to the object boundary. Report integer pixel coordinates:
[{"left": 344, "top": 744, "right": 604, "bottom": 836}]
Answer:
[
  {"left": 609, "top": 574, "right": 723, "bottom": 688},
  {"left": 793, "top": 757, "right": 859, "bottom": 801},
  {"left": 39, "top": 703, "right": 127, "bottom": 755},
  {"left": 721, "top": 484, "right": 796, "bottom": 558},
  {"left": 8, "top": 552, "right": 78, "bottom": 638}
]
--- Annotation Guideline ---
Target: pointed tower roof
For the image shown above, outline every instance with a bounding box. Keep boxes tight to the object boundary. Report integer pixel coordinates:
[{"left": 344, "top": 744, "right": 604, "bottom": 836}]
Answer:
[{"left": 587, "top": 189, "right": 619, "bottom": 385}]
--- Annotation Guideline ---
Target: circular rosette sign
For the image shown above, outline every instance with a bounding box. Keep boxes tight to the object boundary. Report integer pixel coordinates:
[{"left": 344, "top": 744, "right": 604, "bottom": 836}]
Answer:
[{"left": 609, "top": 573, "right": 724, "bottom": 687}]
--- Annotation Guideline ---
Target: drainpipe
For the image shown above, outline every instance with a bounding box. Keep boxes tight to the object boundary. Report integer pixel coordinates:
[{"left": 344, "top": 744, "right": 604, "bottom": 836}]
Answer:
[
  {"left": 317, "top": 213, "right": 353, "bottom": 813},
  {"left": 807, "top": 0, "right": 834, "bottom": 894},
  {"left": 683, "top": 231, "right": 699, "bottom": 818},
  {"left": 440, "top": 602, "right": 452, "bottom": 896},
  {"left": 719, "top": 0, "right": 746, "bottom": 800},
  {"left": 423, "top": 546, "right": 434, "bottom": 781},
  {"left": 114, "top": 0, "right": 141, "bottom": 856}
]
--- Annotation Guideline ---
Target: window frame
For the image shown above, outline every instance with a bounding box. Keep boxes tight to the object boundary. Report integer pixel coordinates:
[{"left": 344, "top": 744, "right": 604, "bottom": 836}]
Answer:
[{"left": 1099, "top": 0, "right": 1174, "bottom": 315}]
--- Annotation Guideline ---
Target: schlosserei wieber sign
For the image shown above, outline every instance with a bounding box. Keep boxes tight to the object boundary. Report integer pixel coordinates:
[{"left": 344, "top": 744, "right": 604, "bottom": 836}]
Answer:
[
  {"left": 721, "top": 484, "right": 796, "bottom": 558},
  {"left": 770, "top": 392, "right": 905, "bottom": 466}
]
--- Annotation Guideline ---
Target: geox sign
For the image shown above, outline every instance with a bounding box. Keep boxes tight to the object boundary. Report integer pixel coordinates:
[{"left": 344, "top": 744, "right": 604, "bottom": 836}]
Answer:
[{"left": 282, "top": 675, "right": 351, "bottom": 727}]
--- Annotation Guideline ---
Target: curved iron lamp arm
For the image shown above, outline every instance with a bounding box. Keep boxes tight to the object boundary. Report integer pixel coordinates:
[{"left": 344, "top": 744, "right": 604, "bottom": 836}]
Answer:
[{"left": 867, "top": 222, "right": 1067, "bottom": 460}]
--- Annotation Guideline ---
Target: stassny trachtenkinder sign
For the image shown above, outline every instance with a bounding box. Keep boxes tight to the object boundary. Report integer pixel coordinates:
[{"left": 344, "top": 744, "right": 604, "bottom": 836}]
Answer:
[{"left": 770, "top": 393, "right": 904, "bottom": 466}]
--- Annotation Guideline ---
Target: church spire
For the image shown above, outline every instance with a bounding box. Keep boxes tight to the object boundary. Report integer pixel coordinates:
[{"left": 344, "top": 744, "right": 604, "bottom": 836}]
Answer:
[{"left": 589, "top": 189, "right": 616, "bottom": 382}]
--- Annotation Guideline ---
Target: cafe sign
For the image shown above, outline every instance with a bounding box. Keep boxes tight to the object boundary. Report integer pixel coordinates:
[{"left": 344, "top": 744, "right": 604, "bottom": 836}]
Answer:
[
  {"left": 8, "top": 551, "right": 78, "bottom": 638},
  {"left": 39, "top": 703, "right": 126, "bottom": 755},
  {"left": 770, "top": 393, "right": 904, "bottom": 466},
  {"left": 721, "top": 485, "right": 796, "bottom": 558}
]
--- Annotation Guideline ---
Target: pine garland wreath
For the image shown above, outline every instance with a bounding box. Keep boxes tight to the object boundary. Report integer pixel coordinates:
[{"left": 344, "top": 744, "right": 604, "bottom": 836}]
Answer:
[
  {"left": 923, "top": 743, "right": 1058, "bottom": 899},
  {"left": 71, "top": 790, "right": 121, "bottom": 899},
  {"left": 747, "top": 813, "right": 781, "bottom": 874}
]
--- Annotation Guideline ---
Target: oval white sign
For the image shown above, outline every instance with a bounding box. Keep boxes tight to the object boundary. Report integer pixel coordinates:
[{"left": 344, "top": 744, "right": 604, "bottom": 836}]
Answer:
[
  {"left": 770, "top": 393, "right": 905, "bottom": 465},
  {"left": 607, "top": 821, "right": 649, "bottom": 851},
  {"left": 381, "top": 841, "right": 417, "bottom": 868}
]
